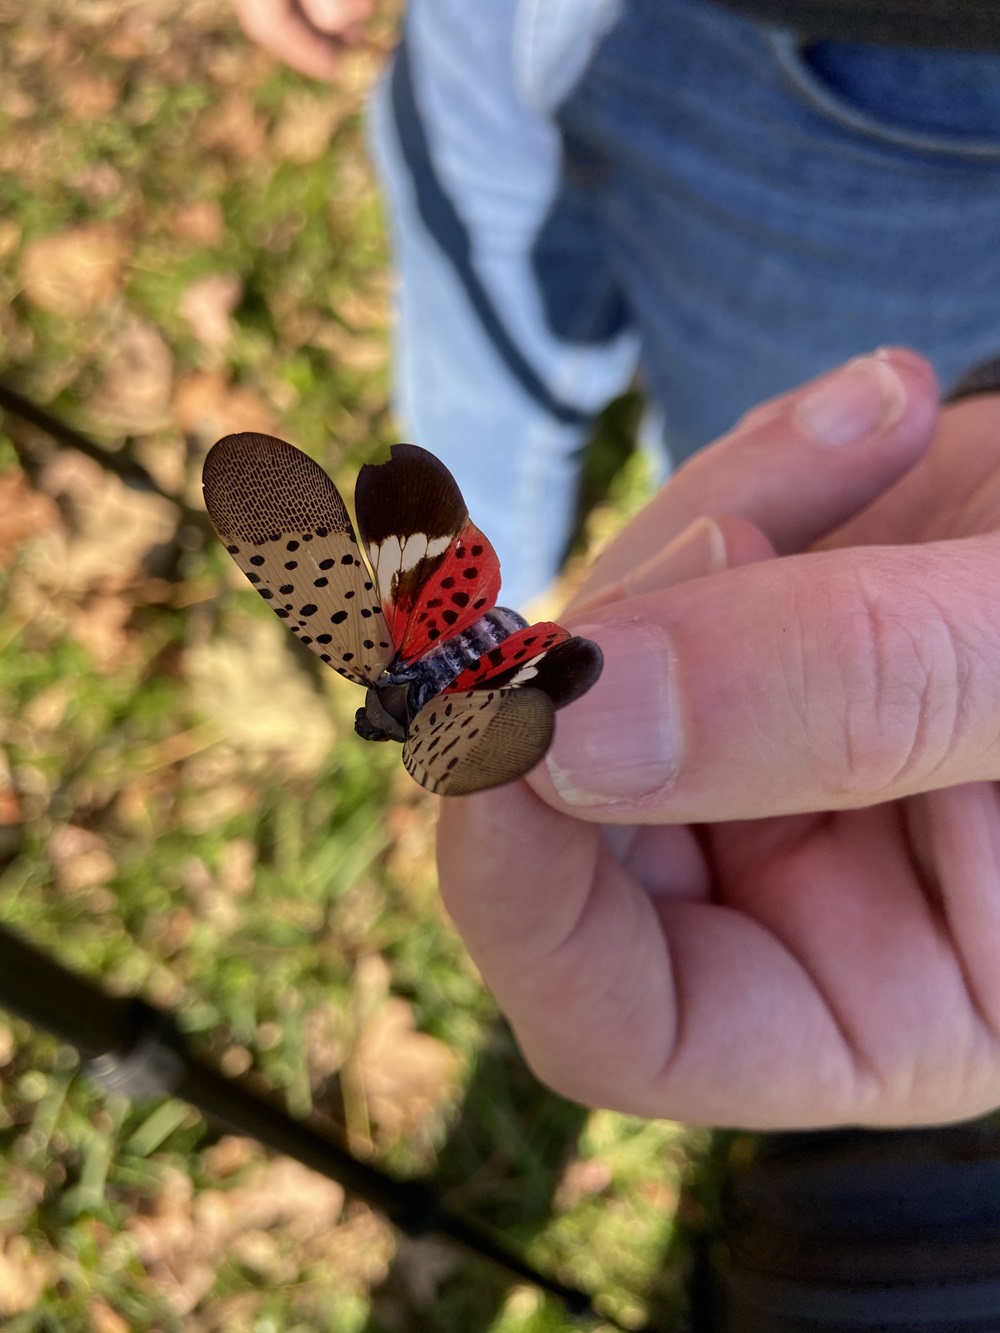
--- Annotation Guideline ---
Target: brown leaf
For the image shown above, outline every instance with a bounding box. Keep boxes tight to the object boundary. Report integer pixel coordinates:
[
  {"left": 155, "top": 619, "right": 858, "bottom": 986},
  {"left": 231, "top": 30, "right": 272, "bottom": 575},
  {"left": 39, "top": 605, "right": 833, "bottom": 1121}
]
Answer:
[
  {"left": 33, "top": 453, "right": 178, "bottom": 593},
  {"left": 198, "top": 93, "right": 267, "bottom": 161},
  {"left": 61, "top": 71, "right": 121, "bottom": 119},
  {"left": 0, "top": 745, "right": 21, "bottom": 839},
  {"left": 202, "top": 1135, "right": 260, "bottom": 1180},
  {"left": 272, "top": 92, "right": 346, "bottom": 164},
  {"left": 553, "top": 1157, "right": 614, "bottom": 1212},
  {"left": 47, "top": 824, "right": 117, "bottom": 894},
  {"left": 0, "top": 470, "right": 60, "bottom": 567},
  {"left": 306, "top": 1002, "right": 350, "bottom": 1083},
  {"left": 0, "top": 1236, "right": 50, "bottom": 1317},
  {"left": 172, "top": 370, "right": 279, "bottom": 446},
  {"left": 67, "top": 160, "right": 124, "bottom": 205},
  {"left": 87, "top": 1299, "right": 130, "bottom": 1333},
  {"left": 313, "top": 319, "right": 386, "bottom": 374},
  {"left": 173, "top": 200, "right": 225, "bottom": 249},
  {"left": 0, "top": 219, "right": 21, "bottom": 262},
  {"left": 127, "top": 1167, "right": 216, "bottom": 1315},
  {"left": 178, "top": 273, "right": 242, "bottom": 350},
  {"left": 185, "top": 615, "right": 336, "bottom": 777},
  {"left": 20, "top": 223, "right": 128, "bottom": 318},
  {"left": 352, "top": 997, "right": 459, "bottom": 1139},
  {"left": 65, "top": 593, "right": 135, "bottom": 672},
  {"left": 89, "top": 317, "right": 174, "bottom": 432},
  {"left": 195, "top": 1158, "right": 345, "bottom": 1246}
]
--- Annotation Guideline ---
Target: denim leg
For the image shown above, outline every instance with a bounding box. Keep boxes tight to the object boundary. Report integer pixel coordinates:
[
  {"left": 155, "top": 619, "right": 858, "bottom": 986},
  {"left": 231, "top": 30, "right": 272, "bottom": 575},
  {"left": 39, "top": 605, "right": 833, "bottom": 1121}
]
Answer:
[{"left": 558, "top": 0, "right": 1000, "bottom": 463}]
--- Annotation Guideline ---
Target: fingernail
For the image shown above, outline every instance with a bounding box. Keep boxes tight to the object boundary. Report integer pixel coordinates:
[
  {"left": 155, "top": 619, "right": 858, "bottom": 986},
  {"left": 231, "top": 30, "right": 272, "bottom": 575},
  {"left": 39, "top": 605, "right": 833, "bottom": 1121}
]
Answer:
[
  {"left": 622, "top": 516, "right": 727, "bottom": 597},
  {"left": 546, "top": 622, "right": 681, "bottom": 805},
  {"left": 795, "top": 355, "right": 907, "bottom": 446},
  {"left": 307, "top": 0, "right": 349, "bottom": 27}
]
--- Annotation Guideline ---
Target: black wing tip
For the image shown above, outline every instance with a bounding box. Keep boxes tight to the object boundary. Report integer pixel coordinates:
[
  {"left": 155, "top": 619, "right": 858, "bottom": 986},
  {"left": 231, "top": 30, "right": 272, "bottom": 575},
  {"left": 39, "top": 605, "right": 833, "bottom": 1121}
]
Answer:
[
  {"left": 542, "top": 636, "right": 604, "bottom": 709},
  {"left": 358, "top": 442, "right": 458, "bottom": 485},
  {"left": 355, "top": 442, "right": 468, "bottom": 546}
]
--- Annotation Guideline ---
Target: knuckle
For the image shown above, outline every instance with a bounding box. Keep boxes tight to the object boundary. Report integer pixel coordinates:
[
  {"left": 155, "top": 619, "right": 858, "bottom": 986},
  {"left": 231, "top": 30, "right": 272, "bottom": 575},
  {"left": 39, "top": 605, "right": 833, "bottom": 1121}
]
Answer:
[{"left": 799, "top": 571, "right": 987, "bottom": 798}]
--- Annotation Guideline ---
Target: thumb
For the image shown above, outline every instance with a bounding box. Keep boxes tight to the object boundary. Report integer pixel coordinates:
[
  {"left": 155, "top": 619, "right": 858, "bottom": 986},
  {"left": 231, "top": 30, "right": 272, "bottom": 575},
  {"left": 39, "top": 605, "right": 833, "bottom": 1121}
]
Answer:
[{"left": 533, "top": 537, "right": 1000, "bottom": 821}]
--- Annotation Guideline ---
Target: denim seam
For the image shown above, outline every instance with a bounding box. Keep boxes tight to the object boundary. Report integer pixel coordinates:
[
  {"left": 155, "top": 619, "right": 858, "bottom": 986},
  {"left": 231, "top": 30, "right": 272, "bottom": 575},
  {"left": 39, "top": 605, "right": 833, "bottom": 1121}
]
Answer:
[{"left": 765, "top": 29, "right": 1000, "bottom": 161}]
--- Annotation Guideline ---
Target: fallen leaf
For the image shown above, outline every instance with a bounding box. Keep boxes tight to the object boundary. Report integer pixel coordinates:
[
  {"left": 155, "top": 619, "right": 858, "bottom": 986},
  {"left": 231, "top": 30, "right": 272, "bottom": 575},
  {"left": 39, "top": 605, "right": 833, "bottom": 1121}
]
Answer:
[
  {"left": 127, "top": 1167, "right": 216, "bottom": 1315},
  {"left": 61, "top": 70, "right": 121, "bottom": 119},
  {"left": 185, "top": 614, "right": 336, "bottom": 777},
  {"left": 352, "top": 997, "right": 460, "bottom": 1139},
  {"left": 67, "top": 160, "right": 124, "bottom": 204},
  {"left": 173, "top": 370, "right": 279, "bottom": 446},
  {"left": 65, "top": 593, "right": 136, "bottom": 672},
  {"left": 198, "top": 93, "right": 267, "bottom": 161},
  {"left": 173, "top": 200, "right": 225, "bottom": 249},
  {"left": 202, "top": 1135, "right": 260, "bottom": 1180},
  {"left": 0, "top": 470, "right": 60, "bottom": 567},
  {"left": 553, "top": 1157, "right": 614, "bottom": 1212},
  {"left": 0, "top": 219, "right": 21, "bottom": 262},
  {"left": 89, "top": 317, "right": 175, "bottom": 432},
  {"left": 228, "top": 1228, "right": 293, "bottom": 1282},
  {"left": 313, "top": 319, "right": 386, "bottom": 374},
  {"left": 178, "top": 273, "right": 242, "bottom": 349},
  {"left": 0, "top": 1236, "right": 49, "bottom": 1317},
  {"left": 87, "top": 1299, "right": 130, "bottom": 1333},
  {"left": 272, "top": 91, "right": 346, "bottom": 164},
  {"left": 213, "top": 840, "right": 252, "bottom": 900},
  {"left": 33, "top": 453, "right": 178, "bottom": 593},
  {"left": 20, "top": 223, "right": 128, "bottom": 318},
  {"left": 306, "top": 1002, "right": 350, "bottom": 1083},
  {"left": 47, "top": 824, "right": 117, "bottom": 894}
]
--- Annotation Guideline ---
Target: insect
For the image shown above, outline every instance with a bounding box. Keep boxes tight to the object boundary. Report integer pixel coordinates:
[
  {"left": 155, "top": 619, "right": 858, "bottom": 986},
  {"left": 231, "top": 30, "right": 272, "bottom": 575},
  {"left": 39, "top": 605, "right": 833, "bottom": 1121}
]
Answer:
[{"left": 202, "top": 434, "right": 603, "bottom": 795}]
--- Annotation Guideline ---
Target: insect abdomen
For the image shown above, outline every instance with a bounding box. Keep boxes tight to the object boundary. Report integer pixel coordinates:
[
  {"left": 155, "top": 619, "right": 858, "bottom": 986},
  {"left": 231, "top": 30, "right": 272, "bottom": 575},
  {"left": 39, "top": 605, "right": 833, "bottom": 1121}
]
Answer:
[{"left": 390, "top": 607, "right": 528, "bottom": 716}]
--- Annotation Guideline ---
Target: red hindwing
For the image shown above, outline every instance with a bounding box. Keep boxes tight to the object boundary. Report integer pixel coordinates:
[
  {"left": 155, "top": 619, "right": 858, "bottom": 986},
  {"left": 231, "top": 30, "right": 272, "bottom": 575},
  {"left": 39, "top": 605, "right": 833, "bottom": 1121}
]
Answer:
[
  {"left": 354, "top": 445, "right": 501, "bottom": 663},
  {"left": 391, "top": 519, "right": 501, "bottom": 662},
  {"left": 445, "top": 622, "right": 569, "bottom": 693}
]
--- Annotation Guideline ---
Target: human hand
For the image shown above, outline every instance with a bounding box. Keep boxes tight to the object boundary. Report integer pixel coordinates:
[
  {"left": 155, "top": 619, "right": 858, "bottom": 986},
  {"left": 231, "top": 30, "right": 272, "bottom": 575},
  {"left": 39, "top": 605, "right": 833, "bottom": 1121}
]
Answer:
[
  {"left": 439, "top": 349, "right": 1000, "bottom": 1129},
  {"left": 231, "top": 0, "right": 372, "bottom": 81}
]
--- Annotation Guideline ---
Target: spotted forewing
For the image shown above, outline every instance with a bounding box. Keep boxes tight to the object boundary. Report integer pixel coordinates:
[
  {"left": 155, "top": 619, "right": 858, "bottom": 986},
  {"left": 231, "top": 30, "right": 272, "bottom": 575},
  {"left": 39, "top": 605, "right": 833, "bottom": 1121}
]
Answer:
[{"left": 203, "top": 434, "right": 392, "bottom": 687}]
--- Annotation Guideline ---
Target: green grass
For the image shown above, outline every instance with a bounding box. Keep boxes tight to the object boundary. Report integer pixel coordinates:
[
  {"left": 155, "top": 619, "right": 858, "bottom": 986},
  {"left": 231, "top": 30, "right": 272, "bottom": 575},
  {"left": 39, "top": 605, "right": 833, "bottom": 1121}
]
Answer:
[{"left": 0, "top": 3, "right": 700, "bottom": 1329}]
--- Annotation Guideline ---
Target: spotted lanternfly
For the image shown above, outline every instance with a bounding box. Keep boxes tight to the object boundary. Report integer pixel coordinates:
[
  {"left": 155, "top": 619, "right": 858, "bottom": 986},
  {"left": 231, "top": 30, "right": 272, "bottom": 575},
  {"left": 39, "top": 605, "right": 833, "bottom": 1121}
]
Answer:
[{"left": 202, "top": 434, "right": 603, "bottom": 795}]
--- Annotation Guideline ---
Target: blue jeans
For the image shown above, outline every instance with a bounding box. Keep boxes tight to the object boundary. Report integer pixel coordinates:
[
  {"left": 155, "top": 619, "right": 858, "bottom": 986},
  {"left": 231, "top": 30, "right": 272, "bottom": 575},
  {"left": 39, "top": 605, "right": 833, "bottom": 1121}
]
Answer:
[
  {"left": 557, "top": 0, "right": 1000, "bottom": 460},
  {"left": 373, "top": 0, "right": 1000, "bottom": 604}
]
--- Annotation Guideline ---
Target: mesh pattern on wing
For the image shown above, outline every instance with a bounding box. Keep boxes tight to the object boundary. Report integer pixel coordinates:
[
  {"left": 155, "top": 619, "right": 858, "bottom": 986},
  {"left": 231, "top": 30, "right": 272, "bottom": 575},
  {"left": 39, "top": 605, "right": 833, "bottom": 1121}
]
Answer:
[
  {"left": 203, "top": 433, "right": 393, "bottom": 686},
  {"left": 403, "top": 688, "right": 555, "bottom": 795}
]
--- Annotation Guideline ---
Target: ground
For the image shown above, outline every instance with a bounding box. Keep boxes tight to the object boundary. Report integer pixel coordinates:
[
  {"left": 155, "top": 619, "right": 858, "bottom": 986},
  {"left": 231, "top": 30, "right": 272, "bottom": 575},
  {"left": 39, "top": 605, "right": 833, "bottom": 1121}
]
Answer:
[{"left": 0, "top": 3, "right": 704, "bottom": 1329}]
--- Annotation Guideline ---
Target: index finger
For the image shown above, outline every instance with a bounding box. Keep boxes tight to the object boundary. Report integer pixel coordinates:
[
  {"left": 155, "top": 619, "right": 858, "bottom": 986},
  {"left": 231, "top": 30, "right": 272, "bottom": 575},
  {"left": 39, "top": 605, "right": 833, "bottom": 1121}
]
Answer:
[{"left": 572, "top": 349, "right": 938, "bottom": 607}]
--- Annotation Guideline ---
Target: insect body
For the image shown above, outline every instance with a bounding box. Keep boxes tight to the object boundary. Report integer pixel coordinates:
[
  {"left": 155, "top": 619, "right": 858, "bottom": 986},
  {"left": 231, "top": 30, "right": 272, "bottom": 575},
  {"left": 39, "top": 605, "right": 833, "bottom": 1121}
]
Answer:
[{"left": 202, "top": 434, "right": 603, "bottom": 795}]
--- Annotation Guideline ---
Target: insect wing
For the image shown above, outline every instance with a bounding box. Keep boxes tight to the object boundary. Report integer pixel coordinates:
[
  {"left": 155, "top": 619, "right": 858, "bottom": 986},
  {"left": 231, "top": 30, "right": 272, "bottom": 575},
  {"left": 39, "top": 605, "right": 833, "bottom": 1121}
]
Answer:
[
  {"left": 354, "top": 443, "right": 501, "bottom": 662},
  {"left": 402, "top": 688, "right": 555, "bottom": 795},
  {"left": 203, "top": 433, "right": 393, "bottom": 687},
  {"left": 446, "top": 623, "right": 603, "bottom": 709}
]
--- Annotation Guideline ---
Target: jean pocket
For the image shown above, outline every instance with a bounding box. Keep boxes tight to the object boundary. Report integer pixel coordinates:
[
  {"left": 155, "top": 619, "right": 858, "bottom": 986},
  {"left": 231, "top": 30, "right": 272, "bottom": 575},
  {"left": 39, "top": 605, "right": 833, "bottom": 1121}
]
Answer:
[{"left": 766, "top": 32, "right": 1000, "bottom": 161}]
